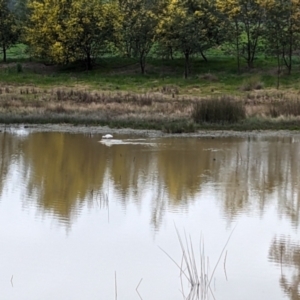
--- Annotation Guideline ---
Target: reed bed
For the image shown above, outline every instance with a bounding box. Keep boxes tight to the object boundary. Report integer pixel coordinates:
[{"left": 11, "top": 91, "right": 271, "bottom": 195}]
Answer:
[
  {"left": 192, "top": 96, "right": 246, "bottom": 124},
  {"left": 1, "top": 84, "right": 300, "bottom": 130},
  {"left": 269, "top": 99, "right": 300, "bottom": 118}
]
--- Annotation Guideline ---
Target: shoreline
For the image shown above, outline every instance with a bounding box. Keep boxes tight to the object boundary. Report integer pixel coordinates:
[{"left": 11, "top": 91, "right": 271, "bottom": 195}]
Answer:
[
  {"left": 1, "top": 113, "right": 300, "bottom": 133},
  {"left": 3, "top": 123, "right": 300, "bottom": 138},
  {"left": 1, "top": 79, "right": 300, "bottom": 133}
]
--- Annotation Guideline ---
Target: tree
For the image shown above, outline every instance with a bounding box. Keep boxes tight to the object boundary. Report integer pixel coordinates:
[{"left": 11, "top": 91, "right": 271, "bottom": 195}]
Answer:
[
  {"left": 263, "top": 0, "right": 300, "bottom": 77},
  {"left": 25, "top": 0, "right": 69, "bottom": 63},
  {"left": 157, "top": 0, "right": 224, "bottom": 78},
  {"left": 63, "top": 0, "right": 122, "bottom": 70},
  {"left": 25, "top": 0, "right": 122, "bottom": 69},
  {"left": 14, "top": 0, "right": 29, "bottom": 22},
  {"left": 217, "top": 0, "right": 265, "bottom": 69},
  {"left": 119, "top": 0, "right": 159, "bottom": 74},
  {"left": 0, "top": 0, "right": 20, "bottom": 62}
]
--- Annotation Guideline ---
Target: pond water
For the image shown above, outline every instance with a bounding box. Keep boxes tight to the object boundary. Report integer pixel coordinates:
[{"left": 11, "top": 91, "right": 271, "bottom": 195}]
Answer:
[{"left": 0, "top": 128, "right": 300, "bottom": 300}]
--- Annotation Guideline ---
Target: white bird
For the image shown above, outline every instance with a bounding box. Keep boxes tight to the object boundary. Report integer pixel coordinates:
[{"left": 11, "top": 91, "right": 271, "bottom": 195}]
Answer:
[{"left": 102, "top": 134, "right": 113, "bottom": 139}]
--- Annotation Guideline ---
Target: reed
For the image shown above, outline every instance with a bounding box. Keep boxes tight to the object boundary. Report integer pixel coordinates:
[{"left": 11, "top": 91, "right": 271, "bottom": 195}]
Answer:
[
  {"left": 160, "top": 226, "right": 235, "bottom": 300},
  {"left": 269, "top": 99, "right": 300, "bottom": 118},
  {"left": 192, "top": 96, "right": 246, "bottom": 124}
]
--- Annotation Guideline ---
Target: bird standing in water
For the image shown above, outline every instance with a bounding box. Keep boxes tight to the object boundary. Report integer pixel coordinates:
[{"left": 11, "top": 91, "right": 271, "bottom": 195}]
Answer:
[{"left": 102, "top": 134, "right": 113, "bottom": 139}]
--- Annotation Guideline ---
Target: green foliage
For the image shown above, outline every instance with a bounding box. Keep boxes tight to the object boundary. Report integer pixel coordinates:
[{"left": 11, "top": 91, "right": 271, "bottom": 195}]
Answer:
[
  {"left": 157, "top": 0, "right": 226, "bottom": 78},
  {"left": 192, "top": 96, "right": 246, "bottom": 124},
  {"left": 25, "top": 0, "right": 122, "bottom": 69},
  {"left": 0, "top": 0, "right": 20, "bottom": 62},
  {"left": 118, "top": 0, "right": 159, "bottom": 74},
  {"left": 263, "top": 0, "right": 300, "bottom": 75},
  {"left": 9, "top": 0, "right": 300, "bottom": 78},
  {"left": 14, "top": 0, "right": 29, "bottom": 23},
  {"left": 216, "top": 0, "right": 265, "bottom": 69}
]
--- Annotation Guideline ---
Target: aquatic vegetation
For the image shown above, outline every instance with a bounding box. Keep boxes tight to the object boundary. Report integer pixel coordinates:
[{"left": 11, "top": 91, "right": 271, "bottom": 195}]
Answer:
[
  {"left": 192, "top": 96, "right": 246, "bottom": 124},
  {"left": 160, "top": 226, "right": 235, "bottom": 299}
]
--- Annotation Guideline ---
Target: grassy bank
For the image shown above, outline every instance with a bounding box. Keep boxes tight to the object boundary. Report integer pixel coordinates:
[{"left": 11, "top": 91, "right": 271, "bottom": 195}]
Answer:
[
  {"left": 1, "top": 83, "right": 300, "bottom": 132},
  {"left": 2, "top": 48, "right": 300, "bottom": 132}
]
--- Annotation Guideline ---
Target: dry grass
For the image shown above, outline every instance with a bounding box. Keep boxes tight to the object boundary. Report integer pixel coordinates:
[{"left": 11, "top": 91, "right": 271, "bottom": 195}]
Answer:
[
  {"left": 0, "top": 85, "right": 192, "bottom": 121},
  {"left": 1, "top": 84, "right": 300, "bottom": 128},
  {"left": 242, "top": 89, "right": 300, "bottom": 118}
]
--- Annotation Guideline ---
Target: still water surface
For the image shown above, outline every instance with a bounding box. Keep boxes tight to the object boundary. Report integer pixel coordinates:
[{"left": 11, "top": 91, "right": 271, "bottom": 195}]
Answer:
[{"left": 0, "top": 129, "right": 300, "bottom": 300}]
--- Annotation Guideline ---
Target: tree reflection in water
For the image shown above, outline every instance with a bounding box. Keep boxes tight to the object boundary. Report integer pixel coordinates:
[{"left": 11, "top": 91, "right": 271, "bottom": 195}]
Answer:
[
  {"left": 1, "top": 132, "right": 300, "bottom": 231},
  {"left": 269, "top": 236, "right": 300, "bottom": 300},
  {"left": 0, "top": 130, "right": 23, "bottom": 201}
]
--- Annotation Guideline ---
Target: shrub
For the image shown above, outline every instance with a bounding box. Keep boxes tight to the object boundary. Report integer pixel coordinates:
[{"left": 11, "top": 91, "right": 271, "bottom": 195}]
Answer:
[
  {"left": 192, "top": 96, "right": 246, "bottom": 124},
  {"left": 240, "top": 76, "right": 264, "bottom": 91}
]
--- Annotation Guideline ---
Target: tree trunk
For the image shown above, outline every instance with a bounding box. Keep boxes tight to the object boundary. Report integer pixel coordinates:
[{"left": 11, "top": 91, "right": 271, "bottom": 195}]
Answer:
[
  {"left": 282, "top": 46, "right": 292, "bottom": 75},
  {"left": 199, "top": 49, "right": 207, "bottom": 62},
  {"left": 247, "top": 44, "right": 254, "bottom": 68},
  {"left": 140, "top": 53, "right": 146, "bottom": 74},
  {"left": 287, "top": 62, "right": 292, "bottom": 75},
  {"left": 248, "top": 61, "right": 254, "bottom": 68},
  {"left": 184, "top": 51, "right": 189, "bottom": 79},
  {"left": 126, "top": 41, "right": 132, "bottom": 58},
  {"left": 86, "top": 52, "right": 92, "bottom": 70},
  {"left": 276, "top": 52, "right": 280, "bottom": 89},
  {"left": 170, "top": 46, "right": 174, "bottom": 60},
  {"left": 288, "top": 35, "right": 292, "bottom": 75},
  {"left": 235, "top": 21, "right": 240, "bottom": 74},
  {"left": 3, "top": 45, "right": 6, "bottom": 63}
]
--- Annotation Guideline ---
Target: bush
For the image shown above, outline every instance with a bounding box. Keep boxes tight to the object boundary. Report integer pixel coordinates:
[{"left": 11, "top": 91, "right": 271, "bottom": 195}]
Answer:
[
  {"left": 240, "top": 76, "right": 264, "bottom": 91},
  {"left": 192, "top": 96, "right": 246, "bottom": 124}
]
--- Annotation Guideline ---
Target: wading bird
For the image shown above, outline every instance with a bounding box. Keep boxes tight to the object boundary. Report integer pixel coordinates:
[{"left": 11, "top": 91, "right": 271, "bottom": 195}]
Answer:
[{"left": 102, "top": 134, "right": 113, "bottom": 139}]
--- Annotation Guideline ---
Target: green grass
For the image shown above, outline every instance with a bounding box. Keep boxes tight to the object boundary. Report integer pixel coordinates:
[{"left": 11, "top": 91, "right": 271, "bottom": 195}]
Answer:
[
  {"left": 3, "top": 44, "right": 300, "bottom": 95},
  {"left": 3, "top": 44, "right": 300, "bottom": 132},
  {"left": 0, "top": 58, "right": 293, "bottom": 93},
  {"left": 5, "top": 44, "right": 30, "bottom": 61}
]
